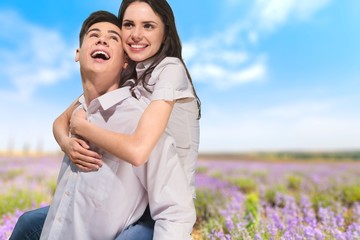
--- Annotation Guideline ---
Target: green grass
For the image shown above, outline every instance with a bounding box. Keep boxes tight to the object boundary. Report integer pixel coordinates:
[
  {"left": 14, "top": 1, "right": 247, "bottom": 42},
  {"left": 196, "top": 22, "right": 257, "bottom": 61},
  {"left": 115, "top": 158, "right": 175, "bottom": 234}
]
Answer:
[{"left": 0, "top": 189, "right": 48, "bottom": 216}]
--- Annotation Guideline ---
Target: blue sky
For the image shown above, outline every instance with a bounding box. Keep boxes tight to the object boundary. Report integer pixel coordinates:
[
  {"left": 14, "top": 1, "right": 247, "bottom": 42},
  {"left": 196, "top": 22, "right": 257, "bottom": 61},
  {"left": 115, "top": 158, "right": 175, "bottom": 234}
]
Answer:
[{"left": 0, "top": 0, "right": 359, "bottom": 153}]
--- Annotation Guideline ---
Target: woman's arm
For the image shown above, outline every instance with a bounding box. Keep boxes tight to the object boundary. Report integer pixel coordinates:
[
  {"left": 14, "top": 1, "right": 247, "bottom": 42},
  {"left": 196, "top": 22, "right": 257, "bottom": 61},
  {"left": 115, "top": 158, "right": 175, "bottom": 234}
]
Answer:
[
  {"left": 53, "top": 98, "right": 102, "bottom": 171},
  {"left": 70, "top": 99, "right": 174, "bottom": 167}
]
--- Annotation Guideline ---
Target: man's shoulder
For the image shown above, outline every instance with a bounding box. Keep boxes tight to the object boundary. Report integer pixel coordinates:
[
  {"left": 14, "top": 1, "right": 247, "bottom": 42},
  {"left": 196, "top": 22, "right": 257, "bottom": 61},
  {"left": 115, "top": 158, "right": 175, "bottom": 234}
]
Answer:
[{"left": 114, "top": 95, "right": 145, "bottom": 118}]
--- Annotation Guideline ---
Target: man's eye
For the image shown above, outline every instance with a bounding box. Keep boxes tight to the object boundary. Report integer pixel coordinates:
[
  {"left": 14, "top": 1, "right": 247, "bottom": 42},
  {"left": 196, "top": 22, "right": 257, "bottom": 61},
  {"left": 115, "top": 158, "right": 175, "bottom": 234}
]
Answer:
[
  {"left": 89, "top": 33, "right": 99, "bottom": 38},
  {"left": 111, "top": 36, "right": 119, "bottom": 41}
]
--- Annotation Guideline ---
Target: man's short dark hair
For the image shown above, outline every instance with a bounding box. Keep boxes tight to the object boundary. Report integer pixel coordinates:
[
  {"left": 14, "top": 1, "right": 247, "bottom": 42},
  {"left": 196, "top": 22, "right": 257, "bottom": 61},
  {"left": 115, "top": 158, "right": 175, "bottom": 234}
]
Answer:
[{"left": 79, "top": 10, "right": 121, "bottom": 46}]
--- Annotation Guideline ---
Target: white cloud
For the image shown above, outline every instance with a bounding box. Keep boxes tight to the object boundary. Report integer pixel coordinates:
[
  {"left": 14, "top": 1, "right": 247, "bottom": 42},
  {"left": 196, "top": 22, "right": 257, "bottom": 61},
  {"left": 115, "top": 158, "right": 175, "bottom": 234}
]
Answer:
[
  {"left": 251, "top": 0, "right": 331, "bottom": 32},
  {"left": 0, "top": 10, "right": 77, "bottom": 102},
  {"left": 263, "top": 101, "right": 334, "bottom": 119},
  {"left": 183, "top": 0, "right": 330, "bottom": 90},
  {"left": 0, "top": 10, "right": 78, "bottom": 153},
  {"left": 200, "top": 98, "right": 360, "bottom": 152},
  {"left": 183, "top": 35, "right": 267, "bottom": 89},
  {"left": 191, "top": 60, "right": 266, "bottom": 88}
]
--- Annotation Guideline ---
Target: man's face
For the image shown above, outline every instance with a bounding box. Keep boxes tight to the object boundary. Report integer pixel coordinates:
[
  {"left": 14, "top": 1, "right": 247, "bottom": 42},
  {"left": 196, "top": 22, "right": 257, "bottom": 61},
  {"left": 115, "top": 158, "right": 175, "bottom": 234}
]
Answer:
[{"left": 76, "top": 22, "right": 124, "bottom": 77}]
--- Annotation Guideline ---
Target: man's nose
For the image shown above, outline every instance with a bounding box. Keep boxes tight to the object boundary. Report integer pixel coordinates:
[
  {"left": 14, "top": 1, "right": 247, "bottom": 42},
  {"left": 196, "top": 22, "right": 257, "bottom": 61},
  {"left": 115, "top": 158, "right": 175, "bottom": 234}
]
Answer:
[{"left": 96, "top": 36, "right": 108, "bottom": 45}]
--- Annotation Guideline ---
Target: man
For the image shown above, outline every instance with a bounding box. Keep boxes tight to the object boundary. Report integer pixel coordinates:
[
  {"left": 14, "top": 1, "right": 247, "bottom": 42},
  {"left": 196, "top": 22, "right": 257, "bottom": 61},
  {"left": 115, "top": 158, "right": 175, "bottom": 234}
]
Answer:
[{"left": 11, "top": 10, "right": 195, "bottom": 240}]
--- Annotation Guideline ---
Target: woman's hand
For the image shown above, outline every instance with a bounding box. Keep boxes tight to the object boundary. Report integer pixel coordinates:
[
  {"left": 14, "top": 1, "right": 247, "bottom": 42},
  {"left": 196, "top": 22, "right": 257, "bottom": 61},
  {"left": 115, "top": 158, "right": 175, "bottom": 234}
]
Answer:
[
  {"left": 70, "top": 108, "right": 88, "bottom": 136},
  {"left": 53, "top": 98, "right": 102, "bottom": 171},
  {"left": 62, "top": 135, "right": 103, "bottom": 172},
  {"left": 64, "top": 108, "right": 102, "bottom": 171}
]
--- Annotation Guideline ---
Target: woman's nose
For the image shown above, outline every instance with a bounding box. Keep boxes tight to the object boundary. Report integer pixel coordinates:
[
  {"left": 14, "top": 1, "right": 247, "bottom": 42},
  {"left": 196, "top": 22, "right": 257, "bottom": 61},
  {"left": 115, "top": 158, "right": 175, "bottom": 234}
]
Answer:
[{"left": 131, "top": 27, "right": 142, "bottom": 40}]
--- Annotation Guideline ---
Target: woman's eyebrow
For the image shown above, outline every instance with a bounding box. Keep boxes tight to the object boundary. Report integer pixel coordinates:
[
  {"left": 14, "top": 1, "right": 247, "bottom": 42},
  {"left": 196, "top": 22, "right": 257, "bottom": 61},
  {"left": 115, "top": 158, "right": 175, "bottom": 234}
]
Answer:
[{"left": 142, "top": 20, "right": 157, "bottom": 25}]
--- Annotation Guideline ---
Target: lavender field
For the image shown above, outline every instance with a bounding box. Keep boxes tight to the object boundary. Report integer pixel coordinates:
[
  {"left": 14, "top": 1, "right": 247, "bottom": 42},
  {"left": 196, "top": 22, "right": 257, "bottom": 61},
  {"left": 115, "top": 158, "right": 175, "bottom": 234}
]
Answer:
[{"left": 1, "top": 156, "right": 360, "bottom": 240}]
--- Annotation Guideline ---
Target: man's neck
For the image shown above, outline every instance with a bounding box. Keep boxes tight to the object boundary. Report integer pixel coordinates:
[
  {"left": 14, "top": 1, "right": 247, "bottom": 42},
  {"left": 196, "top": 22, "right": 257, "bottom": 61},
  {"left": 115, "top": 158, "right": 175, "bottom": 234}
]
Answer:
[{"left": 82, "top": 74, "right": 119, "bottom": 106}]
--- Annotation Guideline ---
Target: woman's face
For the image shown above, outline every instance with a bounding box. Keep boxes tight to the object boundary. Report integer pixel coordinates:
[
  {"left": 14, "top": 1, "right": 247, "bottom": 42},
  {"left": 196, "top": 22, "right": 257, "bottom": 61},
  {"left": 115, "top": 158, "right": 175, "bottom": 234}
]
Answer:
[{"left": 121, "top": 1, "right": 165, "bottom": 62}]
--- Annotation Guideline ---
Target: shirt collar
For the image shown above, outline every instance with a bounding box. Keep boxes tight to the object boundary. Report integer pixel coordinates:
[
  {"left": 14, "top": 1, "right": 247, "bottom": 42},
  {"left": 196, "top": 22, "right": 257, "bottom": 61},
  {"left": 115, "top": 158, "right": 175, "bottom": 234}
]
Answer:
[
  {"left": 136, "top": 57, "right": 155, "bottom": 77},
  {"left": 78, "top": 86, "right": 132, "bottom": 113},
  {"left": 135, "top": 54, "right": 167, "bottom": 77}
]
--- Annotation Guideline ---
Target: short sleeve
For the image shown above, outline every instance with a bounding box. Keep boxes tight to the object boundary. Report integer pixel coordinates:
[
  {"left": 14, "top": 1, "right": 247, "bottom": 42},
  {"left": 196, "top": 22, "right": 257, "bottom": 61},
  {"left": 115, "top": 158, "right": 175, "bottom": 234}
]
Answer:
[{"left": 151, "top": 57, "right": 195, "bottom": 102}]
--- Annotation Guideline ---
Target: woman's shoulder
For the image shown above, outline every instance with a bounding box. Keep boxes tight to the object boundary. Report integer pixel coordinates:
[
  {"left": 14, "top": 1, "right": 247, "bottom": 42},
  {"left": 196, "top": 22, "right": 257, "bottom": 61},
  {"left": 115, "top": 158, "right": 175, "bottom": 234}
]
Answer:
[
  {"left": 155, "top": 57, "right": 183, "bottom": 70},
  {"left": 152, "top": 57, "right": 187, "bottom": 81}
]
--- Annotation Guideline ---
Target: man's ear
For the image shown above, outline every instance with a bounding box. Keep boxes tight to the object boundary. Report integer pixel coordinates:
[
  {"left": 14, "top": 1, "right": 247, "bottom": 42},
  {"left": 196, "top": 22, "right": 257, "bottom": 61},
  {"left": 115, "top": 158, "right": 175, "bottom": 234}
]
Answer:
[
  {"left": 123, "top": 62, "right": 128, "bottom": 69},
  {"left": 163, "top": 34, "right": 167, "bottom": 43},
  {"left": 123, "top": 54, "right": 130, "bottom": 69},
  {"left": 75, "top": 48, "right": 80, "bottom": 62}
]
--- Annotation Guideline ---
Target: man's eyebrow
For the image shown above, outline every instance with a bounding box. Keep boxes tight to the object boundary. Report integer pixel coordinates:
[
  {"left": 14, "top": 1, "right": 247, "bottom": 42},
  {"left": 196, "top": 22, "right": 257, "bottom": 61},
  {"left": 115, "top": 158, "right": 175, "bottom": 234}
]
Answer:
[
  {"left": 108, "top": 30, "right": 121, "bottom": 38},
  {"left": 87, "top": 28, "right": 100, "bottom": 34},
  {"left": 86, "top": 28, "right": 121, "bottom": 38}
]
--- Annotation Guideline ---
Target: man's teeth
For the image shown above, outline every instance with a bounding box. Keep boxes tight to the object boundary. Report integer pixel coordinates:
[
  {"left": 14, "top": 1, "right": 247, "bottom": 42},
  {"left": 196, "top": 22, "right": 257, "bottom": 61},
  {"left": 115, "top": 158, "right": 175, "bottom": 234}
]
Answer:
[{"left": 92, "top": 51, "right": 109, "bottom": 59}]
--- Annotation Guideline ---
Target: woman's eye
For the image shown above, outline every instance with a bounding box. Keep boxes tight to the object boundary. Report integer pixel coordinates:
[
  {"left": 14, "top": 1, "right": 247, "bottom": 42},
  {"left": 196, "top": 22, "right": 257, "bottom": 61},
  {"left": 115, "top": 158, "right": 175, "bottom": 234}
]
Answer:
[
  {"left": 122, "top": 22, "right": 133, "bottom": 29},
  {"left": 144, "top": 24, "right": 154, "bottom": 30}
]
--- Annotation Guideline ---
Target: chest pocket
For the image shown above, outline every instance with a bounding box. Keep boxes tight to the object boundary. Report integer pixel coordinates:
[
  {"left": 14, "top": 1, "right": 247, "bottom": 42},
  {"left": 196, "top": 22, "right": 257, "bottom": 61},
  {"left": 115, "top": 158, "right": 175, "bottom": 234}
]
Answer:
[{"left": 77, "top": 158, "right": 120, "bottom": 205}]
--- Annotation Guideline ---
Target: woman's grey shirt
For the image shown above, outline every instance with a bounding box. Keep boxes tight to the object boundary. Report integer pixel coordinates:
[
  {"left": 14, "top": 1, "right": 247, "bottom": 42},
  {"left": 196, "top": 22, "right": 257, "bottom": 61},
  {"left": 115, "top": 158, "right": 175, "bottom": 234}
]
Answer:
[{"left": 134, "top": 57, "right": 200, "bottom": 199}]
